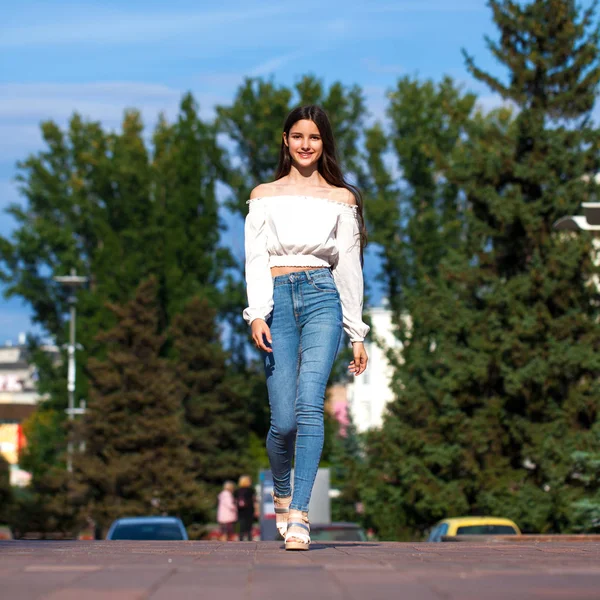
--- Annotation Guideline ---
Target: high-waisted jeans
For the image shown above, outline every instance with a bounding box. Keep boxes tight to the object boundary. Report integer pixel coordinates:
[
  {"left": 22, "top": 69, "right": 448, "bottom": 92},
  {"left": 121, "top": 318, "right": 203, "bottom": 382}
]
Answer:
[{"left": 264, "top": 268, "right": 343, "bottom": 512}]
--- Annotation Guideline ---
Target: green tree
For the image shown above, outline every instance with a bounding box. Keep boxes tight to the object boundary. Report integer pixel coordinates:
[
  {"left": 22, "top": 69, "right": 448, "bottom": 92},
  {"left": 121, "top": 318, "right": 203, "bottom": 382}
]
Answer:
[
  {"left": 74, "top": 278, "right": 208, "bottom": 534},
  {"left": 569, "top": 444, "right": 600, "bottom": 532},
  {"left": 19, "top": 407, "right": 65, "bottom": 481},
  {"left": 329, "top": 413, "right": 368, "bottom": 525},
  {"left": 0, "top": 94, "right": 229, "bottom": 481},
  {"left": 171, "top": 296, "right": 250, "bottom": 490},
  {"left": 363, "top": 0, "right": 600, "bottom": 540},
  {"left": 151, "top": 94, "right": 232, "bottom": 323},
  {"left": 364, "top": 77, "right": 476, "bottom": 325}
]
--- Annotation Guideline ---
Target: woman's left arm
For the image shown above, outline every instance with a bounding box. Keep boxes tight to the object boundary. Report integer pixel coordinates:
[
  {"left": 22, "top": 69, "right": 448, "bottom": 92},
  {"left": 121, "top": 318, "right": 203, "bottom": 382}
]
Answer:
[{"left": 332, "top": 207, "right": 370, "bottom": 375}]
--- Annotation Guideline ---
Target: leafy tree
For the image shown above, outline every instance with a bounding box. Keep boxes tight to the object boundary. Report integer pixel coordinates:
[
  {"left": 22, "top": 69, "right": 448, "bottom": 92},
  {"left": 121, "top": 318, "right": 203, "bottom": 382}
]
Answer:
[
  {"left": 0, "top": 94, "right": 229, "bottom": 481},
  {"left": 171, "top": 295, "right": 250, "bottom": 490},
  {"left": 363, "top": 0, "right": 600, "bottom": 540},
  {"left": 364, "top": 76, "right": 476, "bottom": 326},
  {"left": 74, "top": 278, "right": 208, "bottom": 534},
  {"left": 151, "top": 94, "right": 232, "bottom": 323},
  {"left": 19, "top": 407, "right": 65, "bottom": 480}
]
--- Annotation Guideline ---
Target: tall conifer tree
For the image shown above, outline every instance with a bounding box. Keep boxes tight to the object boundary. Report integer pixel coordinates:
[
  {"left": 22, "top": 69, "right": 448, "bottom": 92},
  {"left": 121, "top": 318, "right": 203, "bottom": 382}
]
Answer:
[
  {"left": 75, "top": 278, "right": 208, "bottom": 533},
  {"left": 364, "top": 0, "right": 600, "bottom": 539},
  {"left": 171, "top": 296, "right": 250, "bottom": 489}
]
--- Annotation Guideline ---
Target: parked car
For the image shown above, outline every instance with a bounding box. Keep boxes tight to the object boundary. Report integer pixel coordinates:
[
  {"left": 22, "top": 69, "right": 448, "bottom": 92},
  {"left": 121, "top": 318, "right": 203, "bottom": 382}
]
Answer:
[
  {"left": 309, "top": 522, "right": 368, "bottom": 542},
  {"left": 427, "top": 516, "right": 521, "bottom": 542},
  {"left": 106, "top": 516, "right": 188, "bottom": 541}
]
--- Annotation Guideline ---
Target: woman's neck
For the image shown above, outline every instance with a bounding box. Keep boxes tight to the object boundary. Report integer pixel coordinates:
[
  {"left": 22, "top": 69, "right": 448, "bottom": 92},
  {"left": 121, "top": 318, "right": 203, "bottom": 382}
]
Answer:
[{"left": 285, "top": 164, "right": 323, "bottom": 186}]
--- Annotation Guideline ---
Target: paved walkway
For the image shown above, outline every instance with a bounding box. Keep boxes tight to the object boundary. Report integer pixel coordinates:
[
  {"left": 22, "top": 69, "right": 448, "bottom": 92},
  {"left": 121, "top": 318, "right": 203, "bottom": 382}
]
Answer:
[{"left": 2, "top": 540, "right": 600, "bottom": 599}]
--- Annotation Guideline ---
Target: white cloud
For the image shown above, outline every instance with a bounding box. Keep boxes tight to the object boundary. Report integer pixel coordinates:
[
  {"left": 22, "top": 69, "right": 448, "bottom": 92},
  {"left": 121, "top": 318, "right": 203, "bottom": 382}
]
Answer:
[
  {"left": 361, "top": 1, "right": 485, "bottom": 13},
  {"left": 0, "top": 5, "right": 293, "bottom": 48},
  {"left": 0, "top": 82, "right": 182, "bottom": 124},
  {"left": 1, "top": 82, "right": 181, "bottom": 100},
  {"left": 361, "top": 59, "right": 405, "bottom": 76},
  {"left": 0, "top": 81, "right": 237, "bottom": 166},
  {"left": 248, "top": 51, "right": 308, "bottom": 77}
]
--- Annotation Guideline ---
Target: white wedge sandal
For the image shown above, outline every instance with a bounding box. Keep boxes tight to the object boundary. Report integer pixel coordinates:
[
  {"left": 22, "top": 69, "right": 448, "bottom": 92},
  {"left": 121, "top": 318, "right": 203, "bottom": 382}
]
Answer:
[{"left": 285, "top": 510, "right": 310, "bottom": 551}]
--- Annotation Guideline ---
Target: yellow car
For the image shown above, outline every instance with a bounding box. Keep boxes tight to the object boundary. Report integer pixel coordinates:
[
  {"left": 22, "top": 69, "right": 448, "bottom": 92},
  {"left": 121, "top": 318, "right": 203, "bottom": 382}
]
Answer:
[{"left": 427, "top": 516, "right": 521, "bottom": 542}]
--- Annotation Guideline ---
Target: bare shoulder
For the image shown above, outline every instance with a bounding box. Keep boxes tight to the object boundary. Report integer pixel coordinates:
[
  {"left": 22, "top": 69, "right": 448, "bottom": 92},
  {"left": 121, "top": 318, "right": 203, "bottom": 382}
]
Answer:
[
  {"left": 249, "top": 183, "right": 271, "bottom": 199},
  {"left": 250, "top": 181, "right": 289, "bottom": 199},
  {"left": 333, "top": 187, "right": 357, "bottom": 206}
]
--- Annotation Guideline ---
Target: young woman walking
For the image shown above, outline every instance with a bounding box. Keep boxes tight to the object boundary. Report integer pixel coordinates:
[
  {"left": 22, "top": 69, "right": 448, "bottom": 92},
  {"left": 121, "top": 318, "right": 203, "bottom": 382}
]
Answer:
[{"left": 243, "top": 105, "right": 369, "bottom": 551}]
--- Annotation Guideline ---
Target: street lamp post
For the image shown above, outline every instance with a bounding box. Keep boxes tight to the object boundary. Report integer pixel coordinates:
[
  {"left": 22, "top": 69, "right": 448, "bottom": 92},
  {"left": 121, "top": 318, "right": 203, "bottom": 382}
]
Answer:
[{"left": 53, "top": 268, "right": 88, "bottom": 473}]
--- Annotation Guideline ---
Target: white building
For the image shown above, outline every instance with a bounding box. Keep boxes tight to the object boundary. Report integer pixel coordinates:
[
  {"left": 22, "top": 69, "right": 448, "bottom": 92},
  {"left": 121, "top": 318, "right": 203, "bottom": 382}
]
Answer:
[{"left": 347, "top": 306, "right": 408, "bottom": 433}]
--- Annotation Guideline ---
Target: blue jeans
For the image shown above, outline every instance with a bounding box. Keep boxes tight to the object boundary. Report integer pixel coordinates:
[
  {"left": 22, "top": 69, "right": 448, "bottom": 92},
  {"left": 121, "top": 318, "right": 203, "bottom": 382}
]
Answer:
[{"left": 264, "top": 268, "right": 343, "bottom": 512}]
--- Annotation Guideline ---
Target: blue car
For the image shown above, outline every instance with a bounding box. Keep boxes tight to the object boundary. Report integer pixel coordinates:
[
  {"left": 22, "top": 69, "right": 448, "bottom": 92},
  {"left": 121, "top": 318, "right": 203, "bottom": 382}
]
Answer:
[{"left": 106, "top": 516, "right": 188, "bottom": 541}]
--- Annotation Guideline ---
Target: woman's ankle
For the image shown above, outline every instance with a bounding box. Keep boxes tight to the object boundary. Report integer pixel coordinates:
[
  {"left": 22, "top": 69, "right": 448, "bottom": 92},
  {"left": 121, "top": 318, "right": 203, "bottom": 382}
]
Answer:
[{"left": 273, "top": 492, "right": 292, "bottom": 502}]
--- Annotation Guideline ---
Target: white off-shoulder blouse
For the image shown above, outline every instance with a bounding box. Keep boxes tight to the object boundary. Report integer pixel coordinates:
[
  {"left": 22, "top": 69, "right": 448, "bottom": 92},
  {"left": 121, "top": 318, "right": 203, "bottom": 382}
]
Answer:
[{"left": 243, "top": 195, "right": 370, "bottom": 343}]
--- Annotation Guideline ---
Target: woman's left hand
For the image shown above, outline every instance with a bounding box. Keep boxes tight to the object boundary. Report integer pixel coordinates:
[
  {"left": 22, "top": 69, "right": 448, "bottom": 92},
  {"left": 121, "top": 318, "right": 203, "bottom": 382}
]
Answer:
[{"left": 348, "top": 342, "right": 368, "bottom": 376}]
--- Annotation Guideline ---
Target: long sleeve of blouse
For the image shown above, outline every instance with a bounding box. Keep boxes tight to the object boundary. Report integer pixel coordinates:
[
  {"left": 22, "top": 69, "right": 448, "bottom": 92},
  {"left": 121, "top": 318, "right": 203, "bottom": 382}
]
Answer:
[
  {"left": 331, "top": 209, "right": 370, "bottom": 343},
  {"left": 242, "top": 199, "right": 274, "bottom": 326},
  {"left": 242, "top": 195, "right": 370, "bottom": 343}
]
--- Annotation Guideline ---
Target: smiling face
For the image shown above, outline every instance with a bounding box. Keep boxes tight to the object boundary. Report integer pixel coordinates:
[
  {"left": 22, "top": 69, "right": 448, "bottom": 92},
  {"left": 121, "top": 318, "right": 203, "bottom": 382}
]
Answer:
[{"left": 283, "top": 119, "right": 323, "bottom": 168}]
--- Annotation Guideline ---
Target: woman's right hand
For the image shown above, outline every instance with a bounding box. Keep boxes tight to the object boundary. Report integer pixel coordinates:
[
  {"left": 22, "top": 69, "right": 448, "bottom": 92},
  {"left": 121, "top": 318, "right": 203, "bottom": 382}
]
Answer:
[{"left": 251, "top": 319, "right": 273, "bottom": 353}]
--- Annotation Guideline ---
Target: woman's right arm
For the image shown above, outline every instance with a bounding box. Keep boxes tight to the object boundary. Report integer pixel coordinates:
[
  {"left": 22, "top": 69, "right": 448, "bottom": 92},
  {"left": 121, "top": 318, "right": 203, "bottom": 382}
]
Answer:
[{"left": 243, "top": 193, "right": 274, "bottom": 350}]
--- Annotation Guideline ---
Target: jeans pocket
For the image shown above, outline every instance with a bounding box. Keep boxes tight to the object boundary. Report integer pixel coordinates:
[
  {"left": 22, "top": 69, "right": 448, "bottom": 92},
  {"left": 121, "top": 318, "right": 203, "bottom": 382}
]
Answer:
[{"left": 309, "top": 278, "right": 338, "bottom": 294}]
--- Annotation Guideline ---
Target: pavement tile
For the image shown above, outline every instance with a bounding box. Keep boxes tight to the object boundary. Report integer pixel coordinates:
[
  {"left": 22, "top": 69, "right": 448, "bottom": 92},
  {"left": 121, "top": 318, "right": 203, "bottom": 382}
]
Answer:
[
  {"left": 148, "top": 567, "right": 250, "bottom": 600},
  {"left": 429, "top": 573, "right": 600, "bottom": 600},
  {"left": 57, "top": 566, "right": 171, "bottom": 589},
  {"left": 331, "top": 571, "right": 441, "bottom": 600},
  {"left": 1, "top": 540, "right": 599, "bottom": 599},
  {"left": 41, "top": 590, "right": 147, "bottom": 600},
  {"left": 1, "top": 571, "right": 93, "bottom": 600},
  {"left": 248, "top": 566, "right": 345, "bottom": 600}
]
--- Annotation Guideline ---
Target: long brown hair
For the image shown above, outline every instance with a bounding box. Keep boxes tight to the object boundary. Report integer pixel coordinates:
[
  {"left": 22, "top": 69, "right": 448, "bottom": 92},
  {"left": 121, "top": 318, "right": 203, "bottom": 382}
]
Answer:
[{"left": 274, "top": 105, "right": 367, "bottom": 259}]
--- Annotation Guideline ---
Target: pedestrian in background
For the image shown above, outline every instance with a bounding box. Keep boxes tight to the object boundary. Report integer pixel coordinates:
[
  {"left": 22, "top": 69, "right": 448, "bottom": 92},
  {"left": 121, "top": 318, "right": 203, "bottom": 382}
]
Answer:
[
  {"left": 235, "top": 475, "right": 256, "bottom": 541},
  {"left": 217, "top": 481, "right": 237, "bottom": 541},
  {"left": 243, "top": 105, "right": 370, "bottom": 550}
]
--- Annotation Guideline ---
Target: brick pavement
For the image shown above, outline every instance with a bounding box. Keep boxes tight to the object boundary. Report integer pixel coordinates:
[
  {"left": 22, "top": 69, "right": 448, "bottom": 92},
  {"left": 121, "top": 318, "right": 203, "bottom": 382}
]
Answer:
[{"left": 1, "top": 540, "right": 599, "bottom": 599}]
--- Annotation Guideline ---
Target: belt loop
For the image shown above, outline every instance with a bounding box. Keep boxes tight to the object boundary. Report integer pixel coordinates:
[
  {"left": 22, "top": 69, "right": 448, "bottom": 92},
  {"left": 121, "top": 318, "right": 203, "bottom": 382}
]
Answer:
[{"left": 305, "top": 269, "right": 313, "bottom": 282}]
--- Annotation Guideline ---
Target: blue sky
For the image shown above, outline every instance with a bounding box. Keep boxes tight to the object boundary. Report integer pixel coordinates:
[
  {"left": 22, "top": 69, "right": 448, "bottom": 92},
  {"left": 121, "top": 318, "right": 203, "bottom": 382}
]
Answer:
[{"left": 0, "top": 0, "right": 590, "bottom": 343}]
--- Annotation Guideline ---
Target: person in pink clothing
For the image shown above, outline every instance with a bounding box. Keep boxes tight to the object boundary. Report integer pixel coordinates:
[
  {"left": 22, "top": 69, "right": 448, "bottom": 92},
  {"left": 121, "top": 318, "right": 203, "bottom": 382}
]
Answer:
[{"left": 217, "top": 481, "right": 237, "bottom": 541}]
